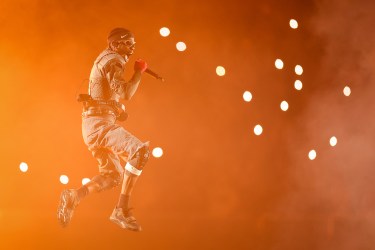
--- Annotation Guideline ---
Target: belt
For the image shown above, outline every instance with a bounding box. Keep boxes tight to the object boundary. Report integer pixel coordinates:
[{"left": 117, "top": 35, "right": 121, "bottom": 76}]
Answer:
[{"left": 82, "top": 108, "right": 116, "bottom": 118}]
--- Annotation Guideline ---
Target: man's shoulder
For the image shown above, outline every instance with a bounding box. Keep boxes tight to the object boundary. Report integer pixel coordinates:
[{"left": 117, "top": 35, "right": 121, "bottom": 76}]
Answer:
[{"left": 96, "top": 49, "right": 126, "bottom": 66}]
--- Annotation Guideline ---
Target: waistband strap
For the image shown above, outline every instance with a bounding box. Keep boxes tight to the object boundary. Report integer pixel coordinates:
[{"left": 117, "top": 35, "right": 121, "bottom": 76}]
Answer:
[{"left": 82, "top": 109, "right": 116, "bottom": 118}]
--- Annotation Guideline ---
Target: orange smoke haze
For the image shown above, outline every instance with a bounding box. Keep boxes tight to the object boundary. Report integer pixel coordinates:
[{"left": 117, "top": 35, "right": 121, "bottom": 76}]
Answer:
[{"left": 1, "top": 0, "right": 374, "bottom": 249}]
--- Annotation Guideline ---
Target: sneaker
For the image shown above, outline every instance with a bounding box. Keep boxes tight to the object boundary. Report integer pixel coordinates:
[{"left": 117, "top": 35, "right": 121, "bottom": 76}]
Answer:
[
  {"left": 109, "top": 207, "right": 142, "bottom": 232},
  {"left": 57, "top": 189, "right": 79, "bottom": 227}
]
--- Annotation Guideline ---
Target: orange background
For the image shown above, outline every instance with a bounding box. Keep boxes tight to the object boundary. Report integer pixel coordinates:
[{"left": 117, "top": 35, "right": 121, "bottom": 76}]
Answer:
[{"left": 1, "top": 0, "right": 375, "bottom": 249}]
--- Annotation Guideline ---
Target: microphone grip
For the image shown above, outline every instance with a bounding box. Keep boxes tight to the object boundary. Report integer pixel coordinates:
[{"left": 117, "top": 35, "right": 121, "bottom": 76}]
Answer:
[
  {"left": 145, "top": 68, "right": 158, "bottom": 78},
  {"left": 145, "top": 68, "right": 165, "bottom": 82}
]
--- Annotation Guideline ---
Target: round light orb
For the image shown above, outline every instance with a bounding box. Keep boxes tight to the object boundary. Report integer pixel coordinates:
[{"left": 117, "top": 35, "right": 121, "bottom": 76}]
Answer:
[
  {"left": 294, "top": 80, "right": 303, "bottom": 90},
  {"left": 152, "top": 147, "right": 164, "bottom": 158},
  {"left": 275, "top": 59, "right": 284, "bottom": 69},
  {"left": 243, "top": 91, "right": 252, "bottom": 102},
  {"left": 159, "top": 27, "right": 170, "bottom": 37},
  {"left": 343, "top": 86, "right": 351, "bottom": 96},
  {"left": 60, "top": 175, "right": 69, "bottom": 185},
  {"left": 254, "top": 125, "right": 263, "bottom": 136},
  {"left": 19, "top": 162, "right": 28, "bottom": 172},
  {"left": 330, "top": 136, "right": 338, "bottom": 147},
  {"left": 176, "top": 41, "right": 187, "bottom": 51},
  {"left": 308, "top": 150, "right": 317, "bottom": 160},
  {"left": 295, "top": 65, "right": 303, "bottom": 75},
  {"left": 280, "top": 100, "right": 289, "bottom": 111},
  {"left": 216, "top": 66, "right": 226, "bottom": 76},
  {"left": 82, "top": 178, "right": 91, "bottom": 185},
  {"left": 289, "top": 19, "right": 298, "bottom": 29}
]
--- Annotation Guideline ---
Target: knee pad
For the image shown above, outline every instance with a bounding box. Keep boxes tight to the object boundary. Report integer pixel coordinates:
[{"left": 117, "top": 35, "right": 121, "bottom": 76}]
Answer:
[
  {"left": 126, "top": 145, "right": 150, "bottom": 175},
  {"left": 130, "top": 145, "right": 150, "bottom": 170},
  {"left": 92, "top": 173, "right": 121, "bottom": 192}
]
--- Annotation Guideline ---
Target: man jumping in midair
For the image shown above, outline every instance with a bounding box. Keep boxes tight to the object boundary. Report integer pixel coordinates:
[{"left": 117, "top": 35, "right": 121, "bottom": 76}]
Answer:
[{"left": 57, "top": 28, "right": 149, "bottom": 232}]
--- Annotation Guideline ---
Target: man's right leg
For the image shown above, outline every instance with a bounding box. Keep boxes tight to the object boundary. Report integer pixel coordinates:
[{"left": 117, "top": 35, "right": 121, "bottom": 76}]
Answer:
[
  {"left": 57, "top": 173, "right": 121, "bottom": 227},
  {"left": 57, "top": 149, "right": 121, "bottom": 227}
]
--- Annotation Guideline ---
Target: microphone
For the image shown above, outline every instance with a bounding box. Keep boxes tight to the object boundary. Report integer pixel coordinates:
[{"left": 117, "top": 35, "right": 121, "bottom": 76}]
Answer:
[{"left": 145, "top": 68, "right": 165, "bottom": 82}]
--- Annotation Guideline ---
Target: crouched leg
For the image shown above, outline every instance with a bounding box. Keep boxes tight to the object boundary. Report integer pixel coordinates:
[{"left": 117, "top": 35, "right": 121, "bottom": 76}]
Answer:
[
  {"left": 125, "top": 145, "right": 150, "bottom": 176},
  {"left": 87, "top": 172, "right": 122, "bottom": 193}
]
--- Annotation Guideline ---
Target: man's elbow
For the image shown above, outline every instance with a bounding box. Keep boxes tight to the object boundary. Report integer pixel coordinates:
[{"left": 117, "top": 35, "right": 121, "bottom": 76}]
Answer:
[{"left": 123, "top": 93, "right": 133, "bottom": 101}]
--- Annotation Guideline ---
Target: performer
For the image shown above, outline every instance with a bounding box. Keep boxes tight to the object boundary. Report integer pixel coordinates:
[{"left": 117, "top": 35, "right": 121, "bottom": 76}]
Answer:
[{"left": 57, "top": 28, "right": 150, "bottom": 232}]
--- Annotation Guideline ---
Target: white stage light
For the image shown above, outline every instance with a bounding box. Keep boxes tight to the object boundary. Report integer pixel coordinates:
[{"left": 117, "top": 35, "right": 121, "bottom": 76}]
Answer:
[
  {"left": 295, "top": 65, "right": 303, "bottom": 75},
  {"left": 330, "top": 136, "right": 338, "bottom": 147},
  {"left": 289, "top": 19, "right": 298, "bottom": 29},
  {"left": 275, "top": 59, "right": 284, "bottom": 69},
  {"left": 294, "top": 80, "right": 303, "bottom": 90},
  {"left": 280, "top": 101, "right": 289, "bottom": 111},
  {"left": 19, "top": 162, "right": 28, "bottom": 172},
  {"left": 243, "top": 91, "right": 252, "bottom": 102},
  {"left": 254, "top": 125, "right": 263, "bottom": 136},
  {"left": 308, "top": 150, "right": 317, "bottom": 160},
  {"left": 343, "top": 86, "right": 351, "bottom": 96},
  {"left": 60, "top": 175, "right": 69, "bottom": 185},
  {"left": 152, "top": 147, "right": 164, "bottom": 158},
  {"left": 176, "top": 42, "right": 187, "bottom": 51},
  {"left": 159, "top": 27, "right": 170, "bottom": 37},
  {"left": 216, "top": 66, "right": 226, "bottom": 76},
  {"left": 82, "top": 178, "right": 90, "bottom": 185}
]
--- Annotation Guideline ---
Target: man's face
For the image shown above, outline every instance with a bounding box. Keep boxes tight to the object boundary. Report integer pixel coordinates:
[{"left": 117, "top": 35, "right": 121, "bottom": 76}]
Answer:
[{"left": 116, "top": 37, "right": 136, "bottom": 57}]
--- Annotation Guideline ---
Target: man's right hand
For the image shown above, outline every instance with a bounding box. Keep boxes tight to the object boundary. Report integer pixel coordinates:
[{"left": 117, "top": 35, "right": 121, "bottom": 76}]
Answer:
[{"left": 134, "top": 59, "right": 148, "bottom": 73}]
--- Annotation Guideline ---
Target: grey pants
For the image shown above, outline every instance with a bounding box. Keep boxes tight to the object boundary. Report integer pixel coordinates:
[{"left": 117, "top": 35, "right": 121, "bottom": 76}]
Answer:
[{"left": 82, "top": 114, "right": 149, "bottom": 177}]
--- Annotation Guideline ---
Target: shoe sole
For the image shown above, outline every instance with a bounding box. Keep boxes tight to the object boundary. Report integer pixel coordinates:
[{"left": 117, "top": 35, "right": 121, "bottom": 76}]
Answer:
[{"left": 57, "top": 190, "right": 72, "bottom": 227}]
